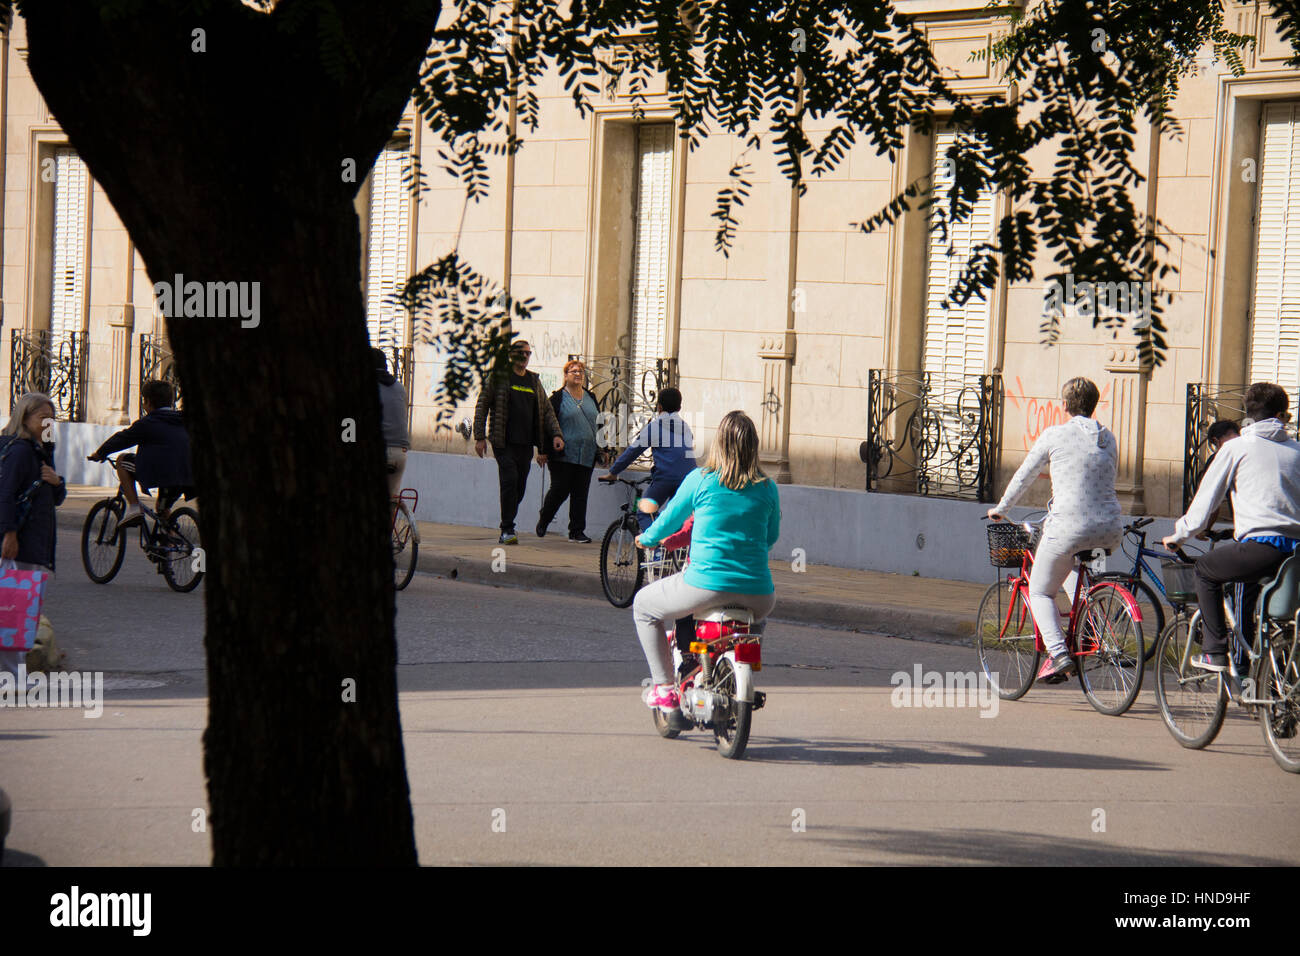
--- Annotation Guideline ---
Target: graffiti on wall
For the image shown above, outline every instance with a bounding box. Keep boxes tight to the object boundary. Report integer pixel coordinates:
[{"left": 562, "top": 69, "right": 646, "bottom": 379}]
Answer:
[{"left": 1005, "top": 375, "right": 1110, "bottom": 451}]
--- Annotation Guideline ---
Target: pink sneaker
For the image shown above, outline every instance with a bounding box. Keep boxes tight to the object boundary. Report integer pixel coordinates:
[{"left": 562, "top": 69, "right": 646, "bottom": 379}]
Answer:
[
  {"left": 1037, "top": 653, "right": 1075, "bottom": 682},
  {"left": 641, "top": 683, "right": 680, "bottom": 712}
]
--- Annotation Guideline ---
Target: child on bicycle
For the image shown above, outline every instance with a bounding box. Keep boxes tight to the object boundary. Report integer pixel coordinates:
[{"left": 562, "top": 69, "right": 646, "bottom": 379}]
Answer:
[
  {"left": 987, "top": 378, "right": 1122, "bottom": 682},
  {"left": 88, "top": 380, "right": 193, "bottom": 526},
  {"left": 1163, "top": 383, "right": 1300, "bottom": 672},
  {"left": 631, "top": 410, "right": 780, "bottom": 712},
  {"left": 598, "top": 387, "right": 696, "bottom": 532}
]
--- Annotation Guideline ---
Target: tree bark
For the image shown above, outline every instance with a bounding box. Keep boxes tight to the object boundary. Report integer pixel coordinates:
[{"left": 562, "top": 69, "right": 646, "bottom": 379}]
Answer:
[{"left": 22, "top": 0, "right": 441, "bottom": 864}]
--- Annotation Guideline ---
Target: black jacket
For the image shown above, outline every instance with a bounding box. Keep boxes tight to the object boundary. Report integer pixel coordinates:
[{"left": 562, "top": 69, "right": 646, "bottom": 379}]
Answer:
[
  {"left": 0, "top": 437, "right": 66, "bottom": 570},
  {"left": 93, "top": 408, "right": 193, "bottom": 490}
]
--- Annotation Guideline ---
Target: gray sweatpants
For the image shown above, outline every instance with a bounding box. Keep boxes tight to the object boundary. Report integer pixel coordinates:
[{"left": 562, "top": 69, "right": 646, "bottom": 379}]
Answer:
[{"left": 633, "top": 572, "right": 776, "bottom": 685}]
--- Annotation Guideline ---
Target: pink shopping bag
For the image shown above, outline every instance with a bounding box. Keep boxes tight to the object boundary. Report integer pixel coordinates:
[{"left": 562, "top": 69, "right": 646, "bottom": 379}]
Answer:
[{"left": 0, "top": 564, "right": 48, "bottom": 653}]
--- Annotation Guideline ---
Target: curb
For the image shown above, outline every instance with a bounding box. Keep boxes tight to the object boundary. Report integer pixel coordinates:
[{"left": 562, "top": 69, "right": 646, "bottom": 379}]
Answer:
[{"left": 416, "top": 551, "right": 975, "bottom": 645}]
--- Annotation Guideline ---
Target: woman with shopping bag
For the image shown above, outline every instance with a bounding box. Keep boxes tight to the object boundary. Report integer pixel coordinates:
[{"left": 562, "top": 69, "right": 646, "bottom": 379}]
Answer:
[{"left": 0, "top": 392, "right": 64, "bottom": 677}]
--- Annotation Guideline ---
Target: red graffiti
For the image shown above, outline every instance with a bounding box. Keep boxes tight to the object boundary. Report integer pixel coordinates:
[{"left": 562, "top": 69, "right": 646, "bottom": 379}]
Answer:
[{"left": 1005, "top": 376, "right": 1110, "bottom": 451}]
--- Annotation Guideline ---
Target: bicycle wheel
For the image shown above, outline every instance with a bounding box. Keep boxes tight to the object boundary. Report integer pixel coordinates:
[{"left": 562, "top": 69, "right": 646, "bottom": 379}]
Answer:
[
  {"left": 81, "top": 499, "right": 126, "bottom": 584},
  {"left": 1094, "top": 572, "right": 1164, "bottom": 663},
  {"left": 975, "top": 580, "right": 1039, "bottom": 700},
  {"left": 160, "top": 507, "right": 204, "bottom": 593},
  {"left": 1259, "top": 635, "right": 1300, "bottom": 773},
  {"left": 1153, "top": 613, "right": 1226, "bottom": 749},
  {"left": 392, "top": 501, "right": 419, "bottom": 591},
  {"left": 600, "top": 517, "right": 642, "bottom": 608},
  {"left": 1076, "top": 585, "right": 1144, "bottom": 715}
]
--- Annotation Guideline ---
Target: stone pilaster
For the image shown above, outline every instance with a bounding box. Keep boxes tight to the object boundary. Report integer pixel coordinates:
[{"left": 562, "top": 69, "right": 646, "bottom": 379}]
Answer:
[
  {"left": 1106, "top": 345, "right": 1149, "bottom": 515},
  {"left": 109, "top": 304, "right": 134, "bottom": 423},
  {"left": 758, "top": 330, "right": 795, "bottom": 483}
]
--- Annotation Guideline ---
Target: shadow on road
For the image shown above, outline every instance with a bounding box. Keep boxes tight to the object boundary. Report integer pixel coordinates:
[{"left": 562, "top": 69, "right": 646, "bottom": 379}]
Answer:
[
  {"left": 740, "top": 736, "right": 1167, "bottom": 772},
  {"left": 804, "top": 825, "right": 1291, "bottom": 866}
]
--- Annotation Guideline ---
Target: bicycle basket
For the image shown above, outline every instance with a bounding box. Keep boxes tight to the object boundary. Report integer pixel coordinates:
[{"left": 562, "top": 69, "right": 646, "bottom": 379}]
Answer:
[
  {"left": 987, "top": 522, "right": 1038, "bottom": 568},
  {"left": 1160, "top": 560, "right": 1198, "bottom": 603}
]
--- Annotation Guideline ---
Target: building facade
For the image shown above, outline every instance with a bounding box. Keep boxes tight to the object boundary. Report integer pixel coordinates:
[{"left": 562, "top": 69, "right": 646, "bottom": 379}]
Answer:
[{"left": 2, "top": 3, "right": 1298, "bottom": 521}]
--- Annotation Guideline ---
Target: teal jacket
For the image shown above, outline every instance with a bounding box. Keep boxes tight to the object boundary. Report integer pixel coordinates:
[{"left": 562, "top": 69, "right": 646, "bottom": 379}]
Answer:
[{"left": 640, "top": 467, "right": 781, "bottom": 594}]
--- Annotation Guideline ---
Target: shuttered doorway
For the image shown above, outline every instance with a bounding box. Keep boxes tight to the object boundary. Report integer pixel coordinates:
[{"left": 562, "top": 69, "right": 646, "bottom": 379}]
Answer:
[
  {"left": 628, "top": 123, "right": 673, "bottom": 372},
  {"left": 366, "top": 139, "right": 413, "bottom": 353},
  {"left": 1249, "top": 102, "right": 1300, "bottom": 399},
  {"left": 51, "top": 148, "right": 89, "bottom": 339}
]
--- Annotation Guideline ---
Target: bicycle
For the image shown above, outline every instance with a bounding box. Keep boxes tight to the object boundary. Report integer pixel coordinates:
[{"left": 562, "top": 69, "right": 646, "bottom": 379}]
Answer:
[
  {"left": 1153, "top": 547, "right": 1300, "bottom": 773},
  {"left": 391, "top": 487, "right": 419, "bottom": 591},
  {"left": 81, "top": 455, "right": 203, "bottom": 592},
  {"left": 1093, "top": 518, "right": 1227, "bottom": 663},
  {"left": 975, "top": 515, "right": 1145, "bottom": 715},
  {"left": 598, "top": 475, "right": 686, "bottom": 607}
]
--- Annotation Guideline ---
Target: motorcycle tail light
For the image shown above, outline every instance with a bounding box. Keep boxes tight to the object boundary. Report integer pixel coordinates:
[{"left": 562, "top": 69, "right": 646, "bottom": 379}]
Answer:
[
  {"left": 734, "top": 642, "right": 761, "bottom": 666},
  {"left": 695, "top": 621, "right": 733, "bottom": 641}
]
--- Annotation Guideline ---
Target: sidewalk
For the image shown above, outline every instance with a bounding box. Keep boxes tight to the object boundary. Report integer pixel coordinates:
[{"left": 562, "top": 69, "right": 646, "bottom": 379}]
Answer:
[{"left": 58, "top": 485, "right": 988, "bottom": 643}]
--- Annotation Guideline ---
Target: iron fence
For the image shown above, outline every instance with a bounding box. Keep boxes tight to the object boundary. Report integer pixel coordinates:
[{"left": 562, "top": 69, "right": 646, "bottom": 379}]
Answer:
[
  {"left": 1183, "top": 383, "right": 1298, "bottom": 510},
  {"left": 569, "top": 354, "right": 678, "bottom": 461},
  {"left": 10, "top": 329, "right": 88, "bottom": 422},
  {"left": 863, "top": 370, "right": 1002, "bottom": 501}
]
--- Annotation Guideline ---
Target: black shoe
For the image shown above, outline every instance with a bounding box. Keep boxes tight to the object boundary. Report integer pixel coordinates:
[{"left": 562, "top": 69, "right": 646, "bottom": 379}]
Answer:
[
  {"left": 568, "top": 532, "right": 592, "bottom": 544},
  {"left": 536, "top": 519, "right": 548, "bottom": 538},
  {"left": 666, "top": 710, "right": 693, "bottom": 732},
  {"left": 499, "top": 531, "right": 519, "bottom": 545}
]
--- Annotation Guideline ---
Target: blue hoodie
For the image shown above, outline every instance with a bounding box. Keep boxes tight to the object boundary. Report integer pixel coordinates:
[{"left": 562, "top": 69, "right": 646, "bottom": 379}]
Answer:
[{"left": 608, "top": 411, "right": 696, "bottom": 482}]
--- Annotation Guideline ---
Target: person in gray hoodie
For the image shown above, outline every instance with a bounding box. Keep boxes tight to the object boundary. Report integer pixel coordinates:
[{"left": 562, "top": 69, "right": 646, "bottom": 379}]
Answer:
[
  {"left": 988, "top": 377, "right": 1122, "bottom": 681},
  {"left": 373, "top": 348, "right": 410, "bottom": 497},
  {"left": 1164, "top": 382, "right": 1300, "bottom": 672}
]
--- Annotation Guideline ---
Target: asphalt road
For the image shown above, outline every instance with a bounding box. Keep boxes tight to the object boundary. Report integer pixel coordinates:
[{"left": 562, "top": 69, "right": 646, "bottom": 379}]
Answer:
[{"left": 1, "top": 528, "right": 1296, "bottom": 865}]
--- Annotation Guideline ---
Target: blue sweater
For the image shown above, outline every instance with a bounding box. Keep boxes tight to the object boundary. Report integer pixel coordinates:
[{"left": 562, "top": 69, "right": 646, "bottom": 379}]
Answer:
[
  {"left": 608, "top": 412, "right": 696, "bottom": 481},
  {"left": 641, "top": 467, "right": 781, "bottom": 594}
]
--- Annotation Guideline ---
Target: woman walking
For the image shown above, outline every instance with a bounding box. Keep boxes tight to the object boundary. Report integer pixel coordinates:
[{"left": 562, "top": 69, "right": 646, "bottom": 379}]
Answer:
[
  {"left": 0, "top": 392, "right": 66, "bottom": 676},
  {"left": 537, "top": 359, "right": 605, "bottom": 543}
]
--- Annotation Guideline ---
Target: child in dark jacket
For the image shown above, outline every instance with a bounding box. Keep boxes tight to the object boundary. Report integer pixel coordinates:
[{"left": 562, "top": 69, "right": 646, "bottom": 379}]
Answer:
[
  {"left": 598, "top": 387, "right": 696, "bottom": 531},
  {"left": 88, "top": 380, "right": 192, "bottom": 525}
]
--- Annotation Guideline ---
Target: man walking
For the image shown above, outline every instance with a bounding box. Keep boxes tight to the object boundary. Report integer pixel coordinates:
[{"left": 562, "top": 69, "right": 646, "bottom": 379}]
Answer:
[{"left": 473, "top": 339, "right": 564, "bottom": 544}]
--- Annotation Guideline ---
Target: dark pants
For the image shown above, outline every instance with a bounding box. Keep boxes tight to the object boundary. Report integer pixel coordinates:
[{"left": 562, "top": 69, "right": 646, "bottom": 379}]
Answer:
[
  {"left": 1194, "top": 540, "right": 1288, "bottom": 655},
  {"left": 540, "top": 461, "right": 594, "bottom": 536},
  {"left": 495, "top": 442, "right": 535, "bottom": 533}
]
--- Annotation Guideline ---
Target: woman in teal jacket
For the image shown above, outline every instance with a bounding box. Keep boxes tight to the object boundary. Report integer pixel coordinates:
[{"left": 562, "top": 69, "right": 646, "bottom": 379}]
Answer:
[{"left": 633, "top": 411, "right": 781, "bottom": 711}]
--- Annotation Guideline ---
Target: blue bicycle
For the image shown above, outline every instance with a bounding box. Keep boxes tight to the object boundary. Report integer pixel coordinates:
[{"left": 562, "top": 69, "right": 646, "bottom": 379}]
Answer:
[{"left": 1094, "top": 518, "right": 1230, "bottom": 662}]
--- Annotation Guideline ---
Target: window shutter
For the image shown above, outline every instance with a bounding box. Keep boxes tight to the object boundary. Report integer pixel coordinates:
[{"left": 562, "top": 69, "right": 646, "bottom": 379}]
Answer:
[
  {"left": 366, "top": 141, "right": 413, "bottom": 352},
  {"left": 922, "top": 128, "right": 993, "bottom": 380},
  {"left": 629, "top": 124, "right": 673, "bottom": 369},
  {"left": 51, "top": 149, "right": 89, "bottom": 340},
  {"left": 1249, "top": 102, "right": 1300, "bottom": 400}
]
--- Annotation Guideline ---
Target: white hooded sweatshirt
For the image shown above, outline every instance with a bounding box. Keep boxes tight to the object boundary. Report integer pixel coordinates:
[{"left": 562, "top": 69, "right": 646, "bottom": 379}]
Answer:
[
  {"left": 995, "top": 415, "right": 1122, "bottom": 549},
  {"left": 1171, "top": 418, "right": 1300, "bottom": 545}
]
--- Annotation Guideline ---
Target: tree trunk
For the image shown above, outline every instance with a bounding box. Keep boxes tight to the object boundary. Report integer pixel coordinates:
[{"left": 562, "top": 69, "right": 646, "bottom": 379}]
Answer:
[{"left": 21, "top": 0, "right": 441, "bottom": 864}]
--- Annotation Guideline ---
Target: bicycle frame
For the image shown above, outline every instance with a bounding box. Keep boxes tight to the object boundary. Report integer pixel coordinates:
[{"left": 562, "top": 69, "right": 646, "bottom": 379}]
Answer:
[{"left": 999, "top": 544, "right": 1141, "bottom": 655}]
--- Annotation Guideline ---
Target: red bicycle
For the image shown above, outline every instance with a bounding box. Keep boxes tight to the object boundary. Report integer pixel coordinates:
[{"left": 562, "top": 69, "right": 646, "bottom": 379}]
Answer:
[{"left": 975, "top": 516, "right": 1145, "bottom": 715}]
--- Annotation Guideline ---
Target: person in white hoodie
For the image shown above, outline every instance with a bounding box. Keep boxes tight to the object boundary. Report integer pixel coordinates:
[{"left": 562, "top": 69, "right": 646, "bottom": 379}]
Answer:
[
  {"left": 1163, "top": 382, "right": 1300, "bottom": 672},
  {"left": 987, "top": 378, "right": 1122, "bottom": 680}
]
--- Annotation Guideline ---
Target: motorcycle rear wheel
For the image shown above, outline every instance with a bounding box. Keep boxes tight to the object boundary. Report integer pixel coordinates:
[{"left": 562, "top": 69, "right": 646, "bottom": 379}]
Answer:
[{"left": 713, "top": 658, "right": 752, "bottom": 759}]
